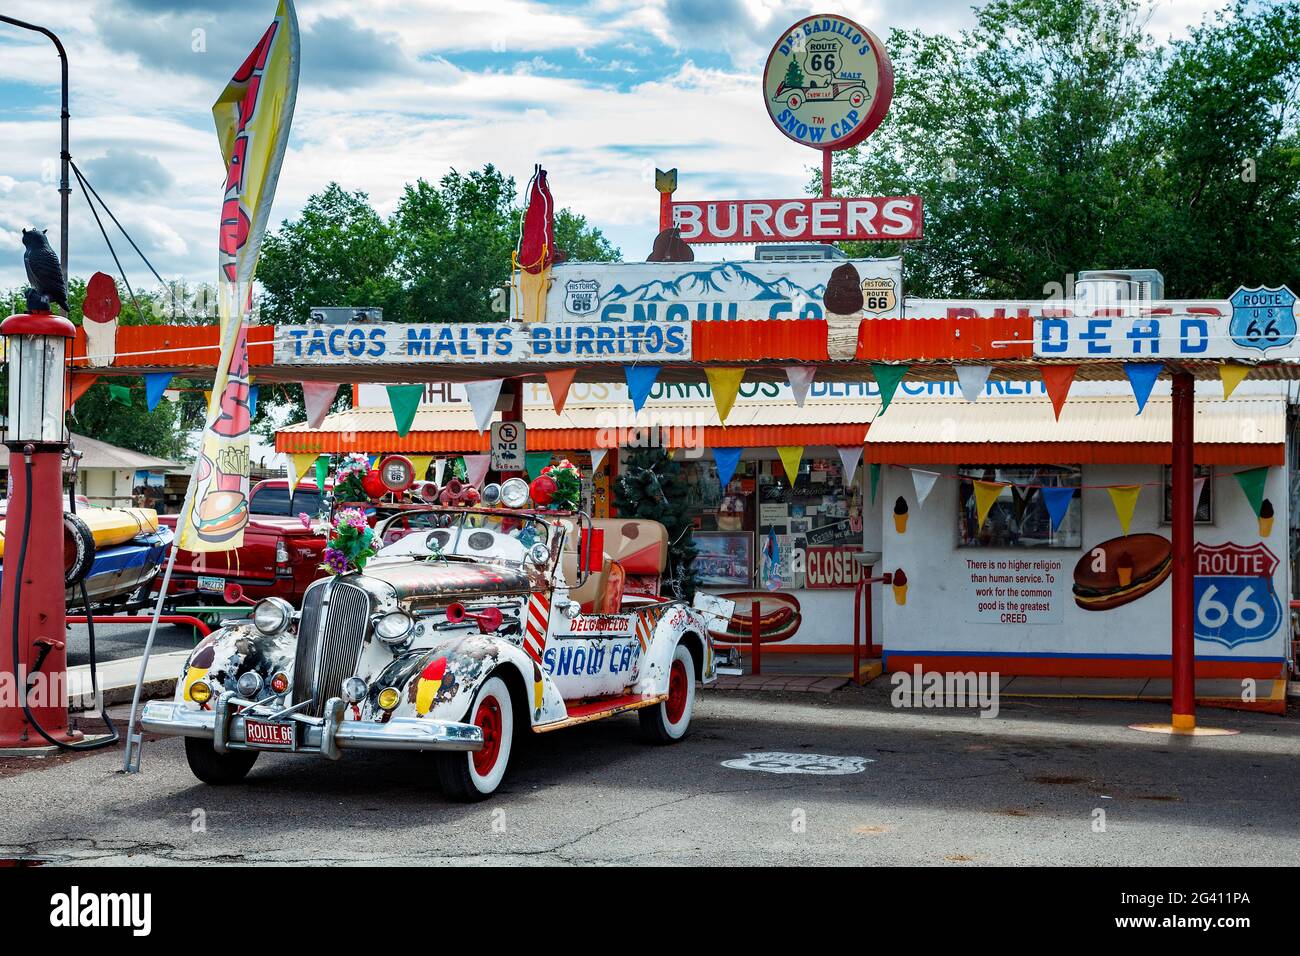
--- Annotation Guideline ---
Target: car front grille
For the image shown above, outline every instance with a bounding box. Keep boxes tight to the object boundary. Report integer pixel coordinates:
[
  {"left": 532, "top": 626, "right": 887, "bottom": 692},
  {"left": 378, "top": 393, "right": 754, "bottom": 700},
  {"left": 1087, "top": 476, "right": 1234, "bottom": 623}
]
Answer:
[{"left": 292, "top": 579, "right": 371, "bottom": 717}]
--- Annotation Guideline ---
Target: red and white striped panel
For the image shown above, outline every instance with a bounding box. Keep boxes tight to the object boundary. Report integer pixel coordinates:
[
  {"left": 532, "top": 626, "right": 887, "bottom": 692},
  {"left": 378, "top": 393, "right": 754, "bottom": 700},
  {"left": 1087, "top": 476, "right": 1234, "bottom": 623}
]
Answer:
[
  {"left": 523, "top": 592, "right": 551, "bottom": 663},
  {"left": 634, "top": 606, "right": 662, "bottom": 652}
]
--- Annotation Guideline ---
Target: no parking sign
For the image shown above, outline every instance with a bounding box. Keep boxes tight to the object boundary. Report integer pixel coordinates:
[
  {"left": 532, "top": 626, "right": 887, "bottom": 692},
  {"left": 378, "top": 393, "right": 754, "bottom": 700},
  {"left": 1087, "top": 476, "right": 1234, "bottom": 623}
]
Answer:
[{"left": 490, "top": 421, "right": 526, "bottom": 472}]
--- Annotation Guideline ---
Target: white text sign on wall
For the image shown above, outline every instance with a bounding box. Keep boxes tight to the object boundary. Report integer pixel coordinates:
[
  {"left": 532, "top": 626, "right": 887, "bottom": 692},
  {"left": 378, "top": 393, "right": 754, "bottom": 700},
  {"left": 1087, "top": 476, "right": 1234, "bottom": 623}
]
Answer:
[{"left": 963, "top": 556, "right": 1064, "bottom": 625}]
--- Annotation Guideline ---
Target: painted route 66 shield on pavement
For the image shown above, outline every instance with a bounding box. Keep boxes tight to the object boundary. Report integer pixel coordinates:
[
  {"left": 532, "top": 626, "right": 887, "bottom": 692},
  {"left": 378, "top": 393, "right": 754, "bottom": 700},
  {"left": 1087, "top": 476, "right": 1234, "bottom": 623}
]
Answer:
[{"left": 722, "top": 752, "right": 872, "bottom": 775}]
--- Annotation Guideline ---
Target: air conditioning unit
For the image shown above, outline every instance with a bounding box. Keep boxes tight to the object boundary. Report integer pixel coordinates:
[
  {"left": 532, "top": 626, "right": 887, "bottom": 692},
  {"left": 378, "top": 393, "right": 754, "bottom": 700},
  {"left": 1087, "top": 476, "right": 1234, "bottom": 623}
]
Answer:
[
  {"left": 1075, "top": 269, "right": 1164, "bottom": 311},
  {"left": 754, "top": 243, "right": 847, "bottom": 262},
  {"left": 308, "top": 306, "right": 384, "bottom": 324}
]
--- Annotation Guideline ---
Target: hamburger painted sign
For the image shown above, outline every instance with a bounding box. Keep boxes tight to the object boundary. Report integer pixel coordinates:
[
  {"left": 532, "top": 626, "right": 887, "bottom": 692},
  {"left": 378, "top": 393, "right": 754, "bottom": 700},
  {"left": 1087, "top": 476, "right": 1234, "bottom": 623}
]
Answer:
[{"left": 763, "top": 14, "right": 894, "bottom": 151}]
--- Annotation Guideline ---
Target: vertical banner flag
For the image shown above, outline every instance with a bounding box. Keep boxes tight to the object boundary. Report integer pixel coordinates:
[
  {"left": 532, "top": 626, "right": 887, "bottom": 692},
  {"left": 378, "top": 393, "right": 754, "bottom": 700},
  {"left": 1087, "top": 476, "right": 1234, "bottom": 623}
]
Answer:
[
  {"left": 872, "top": 363, "right": 909, "bottom": 414},
  {"left": 955, "top": 365, "right": 992, "bottom": 403},
  {"left": 777, "top": 445, "right": 804, "bottom": 483},
  {"left": 180, "top": 0, "right": 299, "bottom": 551},
  {"left": 1040, "top": 364, "right": 1078, "bottom": 420},
  {"left": 1219, "top": 363, "right": 1250, "bottom": 399},
  {"left": 386, "top": 384, "right": 424, "bottom": 438},
  {"left": 705, "top": 367, "right": 746, "bottom": 425},
  {"left": 910, "top": 468, "right": 940, "bottom": 508},
  {"left": 1123, "top": 363, "right": 1162, "bottom": 414},
  {"left": 624, "top": 365, "right": 661, "bottom": 414},
  {"left": 589, "top": 447, "right": 607, "bottom": 474},
  {"left": 837, "top": 445, "right": 862, "bottom": 489},
  {"left": 544, "top": 368, "right": 577, "bottom": 415},
  {"left": 1039, "top": 486, "right": 1075, "bottom": 532},
  {"left": 466, "top": 378, "right": 504, "bottom": 433},
  {"left": 785, "top": 366, "right": 816, "bottom": 407},
  {"left": 972, "top": 480, "right": 1006, "bottom": 530},
  {"left": 1107, "top": 485, "right": 1141, "bottom": 535},
  {"left": 713, "top": 447, "right": 743, "bottom": 487}
]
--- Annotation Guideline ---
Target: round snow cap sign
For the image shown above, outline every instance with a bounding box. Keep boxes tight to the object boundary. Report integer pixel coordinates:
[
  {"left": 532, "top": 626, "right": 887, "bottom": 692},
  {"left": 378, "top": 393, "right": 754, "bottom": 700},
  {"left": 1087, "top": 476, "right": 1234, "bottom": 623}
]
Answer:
[{"left": 763, "top": 14, "right": 894, "bottom": 151}]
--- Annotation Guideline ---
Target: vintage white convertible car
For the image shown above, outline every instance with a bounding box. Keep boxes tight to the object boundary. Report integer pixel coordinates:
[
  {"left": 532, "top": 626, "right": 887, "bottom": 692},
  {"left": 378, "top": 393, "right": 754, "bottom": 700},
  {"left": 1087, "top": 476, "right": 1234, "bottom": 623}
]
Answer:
[{"left": 142, "top": 495, "right": 724, "bottom": 800}]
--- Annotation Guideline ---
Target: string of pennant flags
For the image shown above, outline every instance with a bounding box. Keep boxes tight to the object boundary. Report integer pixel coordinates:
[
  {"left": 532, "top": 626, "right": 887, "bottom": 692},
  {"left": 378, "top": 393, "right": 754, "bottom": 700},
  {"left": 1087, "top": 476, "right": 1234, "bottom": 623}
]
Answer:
[{"left": 869, "top": 462, "right": 1272, "bottom": 537}]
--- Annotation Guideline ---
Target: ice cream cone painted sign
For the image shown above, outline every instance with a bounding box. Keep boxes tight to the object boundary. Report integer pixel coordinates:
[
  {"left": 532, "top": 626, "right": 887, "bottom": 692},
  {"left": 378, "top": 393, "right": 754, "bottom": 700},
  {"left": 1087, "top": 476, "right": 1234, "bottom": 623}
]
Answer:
[{"left": 763, "top": 14, "right": 894, "bottom": 151}]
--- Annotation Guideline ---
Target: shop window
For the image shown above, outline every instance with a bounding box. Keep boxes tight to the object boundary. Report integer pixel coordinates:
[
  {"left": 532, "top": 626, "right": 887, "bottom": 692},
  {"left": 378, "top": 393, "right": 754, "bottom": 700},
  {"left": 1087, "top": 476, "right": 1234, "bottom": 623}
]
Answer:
[
  {"left": 1159, "top": 465, "right": 1214, "bottom": 524},
  {"left": 687, "top": 458, "right": 755, "bottom": 533},
  {"left": 956, "top": 465, "right": 1082, "bottom": 549},
  {"left": 757, "top": 456, "right": 864, "bottom": 589}
]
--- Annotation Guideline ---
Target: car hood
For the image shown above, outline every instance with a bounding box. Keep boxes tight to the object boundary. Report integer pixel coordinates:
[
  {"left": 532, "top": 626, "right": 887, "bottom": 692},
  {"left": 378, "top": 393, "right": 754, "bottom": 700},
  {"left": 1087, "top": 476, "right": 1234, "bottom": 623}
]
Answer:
[{"left": 357, "top": 559, "right": 534, "bottom": 603}]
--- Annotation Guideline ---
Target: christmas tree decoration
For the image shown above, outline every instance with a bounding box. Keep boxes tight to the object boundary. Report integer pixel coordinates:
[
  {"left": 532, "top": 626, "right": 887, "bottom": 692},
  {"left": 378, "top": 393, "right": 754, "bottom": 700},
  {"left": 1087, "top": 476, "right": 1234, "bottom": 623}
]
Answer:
[
  {"left": 872, "top": 363, "right": 909, "bottom": 414},
  {"left": 544, "top": 368, "right": 577, "bottom": 414},
  {"left": 1107, "top": 484, "right": 1141, "bottom": 535},
  {"left": 1233, "top": 467, "right": 1268, "bottom": 516},
  {"left": 1219, "top": 363, "right": 1250, "bottom": 399},
  {"left": 1039, "top": 364, "right": 1078, "bottom": 420},
  {"left": 784, "top": 366, "right": 816, "bottom": 406},
  {"left": 302, "top": 381, "right": 339, "bottom": 428},
  {"left": 624, "top": 364, "right": 661, "bottom": 413},
  {"left": 1123, "top": 363, "right": 1162, "bottom": 414},
  {"left": 466, "top": 379, "right": 504, "bottom": 433},
  {"left": 705, "top": 367, "right": 746, "bottom": 424},
  {"left": 955, "top": 364, "right": 991, "bottom": 403},
  {"left": 386, "top": 384, "right": 424, "bottom": 438},
  {"left": 614, "top": 445, "right": 698, "bottom": 600}
]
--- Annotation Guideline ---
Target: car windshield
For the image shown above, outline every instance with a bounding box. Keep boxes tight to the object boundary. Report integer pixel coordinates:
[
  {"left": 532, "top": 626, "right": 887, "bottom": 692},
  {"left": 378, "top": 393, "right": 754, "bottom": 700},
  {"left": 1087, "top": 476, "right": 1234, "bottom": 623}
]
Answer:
[{"left": 375, "top": 509, "right": 555, "bottom": 566}]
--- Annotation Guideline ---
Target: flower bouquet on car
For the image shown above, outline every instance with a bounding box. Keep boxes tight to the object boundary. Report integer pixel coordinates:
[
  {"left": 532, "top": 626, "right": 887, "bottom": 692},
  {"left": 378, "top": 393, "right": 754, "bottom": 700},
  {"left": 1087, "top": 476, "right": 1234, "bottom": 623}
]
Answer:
[
  {"left": 535, "top": 458, "right": 581, "bottom": 510},
  {"left": 332, "top": 453, "right": 371, "bottom": 504},
  {"left": 320, "top": 507, "right": 378, "bottom": 574}
]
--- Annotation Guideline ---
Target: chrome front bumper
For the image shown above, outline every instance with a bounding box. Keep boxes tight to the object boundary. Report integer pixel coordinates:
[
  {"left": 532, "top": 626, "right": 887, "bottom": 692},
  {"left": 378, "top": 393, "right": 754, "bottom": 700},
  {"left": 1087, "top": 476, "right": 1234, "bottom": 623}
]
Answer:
[{"left": 141, "top": 692, "right": 483, "bottom": 760}]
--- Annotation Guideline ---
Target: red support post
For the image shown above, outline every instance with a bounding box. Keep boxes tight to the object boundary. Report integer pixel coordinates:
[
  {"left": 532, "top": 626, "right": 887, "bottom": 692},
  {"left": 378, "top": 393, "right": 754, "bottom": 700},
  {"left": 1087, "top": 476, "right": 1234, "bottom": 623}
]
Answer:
[
  {"left": 750, "top": 599, "right": 762, "bottom": 676},
  {"left": 1170, "top": 370, "right": 1196, "bottom": 729},
  {"left": 822, "top": 148, "right": 833, "bottom": 198}
]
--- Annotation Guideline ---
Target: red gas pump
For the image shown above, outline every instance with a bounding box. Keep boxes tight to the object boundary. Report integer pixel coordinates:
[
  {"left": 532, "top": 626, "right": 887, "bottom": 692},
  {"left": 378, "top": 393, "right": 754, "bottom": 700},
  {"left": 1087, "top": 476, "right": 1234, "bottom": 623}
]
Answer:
[{"left": 0, "top": 308, "right": 80, "bottom": 749}]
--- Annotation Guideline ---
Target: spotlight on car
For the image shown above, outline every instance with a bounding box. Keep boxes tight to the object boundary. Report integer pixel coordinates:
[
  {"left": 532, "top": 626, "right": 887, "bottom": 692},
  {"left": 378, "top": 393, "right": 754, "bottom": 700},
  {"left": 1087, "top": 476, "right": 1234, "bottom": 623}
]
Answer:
[
  {"left": 253, "top": 597, "right": 294, "bottom": 635},
  {"left": 236, "top": 671, "right": 263, "bottom": 699},
  {"left": 500, "top": 477, "right": 530, "bottom": 509},
  {"left": 342, "top": 676, "right": 368, "bottom": 703}
]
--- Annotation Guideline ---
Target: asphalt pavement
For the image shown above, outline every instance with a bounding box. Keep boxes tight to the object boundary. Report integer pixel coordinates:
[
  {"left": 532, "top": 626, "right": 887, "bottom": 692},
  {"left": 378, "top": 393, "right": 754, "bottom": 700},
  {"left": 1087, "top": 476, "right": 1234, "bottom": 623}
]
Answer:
[
  {"left": 65, "top": 622, "right": 200, "bottom": 667},
  {"left": 1, "top": 685, "right": 1297, "bottom": 866}
]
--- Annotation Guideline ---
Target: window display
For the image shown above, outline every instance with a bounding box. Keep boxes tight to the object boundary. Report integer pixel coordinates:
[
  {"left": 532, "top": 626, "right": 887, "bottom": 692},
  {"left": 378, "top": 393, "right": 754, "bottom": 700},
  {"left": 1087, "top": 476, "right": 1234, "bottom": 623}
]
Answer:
[
  {"left": 694, "top": 531, "right": 753, "bottom": 586},
  {"left": 755, "top": 456, "right": 864, "bottom": 589},
  {"left": 956, "top": 465, "right": 1082, "bottom": 549}
]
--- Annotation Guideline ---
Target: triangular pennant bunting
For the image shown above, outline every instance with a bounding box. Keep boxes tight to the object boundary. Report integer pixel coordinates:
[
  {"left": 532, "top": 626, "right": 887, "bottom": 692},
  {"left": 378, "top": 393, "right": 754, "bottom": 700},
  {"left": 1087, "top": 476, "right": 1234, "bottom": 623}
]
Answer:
[
  {"left": 314, "top": 455, "right": 330, "bottom": 493},
  {"left": 624, "top": 365, "right": 661, "bottom": 414},
  {"left": 465, "top": 379, "right": 504, "bottom": 434},
  {"left": 144, "top": 372, "right": 173, "bottom": 412},
  {"left": 776, "top": 446, "right": 804, "bottom": 483},
  {"left": 406, "top": 456, "right": 434, "bottom": 483},
  {"left": 713, "top": 447, "right": 743, "bottom": 487},
  {"left": 705, "top": 367, "right": 746, "bottom": 425},
  {"left": 1107, "top": 485, "right": 1141, "bottom": 535},
  {"left": 1193, "top": 474, "right": 1208, "bottom": 514},
  {"left": 870, "top": 463, "right": 881, "bottom": 504},
  {"left": 1233, "top": 467, "right": 1268, "bottom": 516},
  {"left": 434, "top": 459, "right": 447, "bottom": 486},
  {"left": 955, "top": 365, "right": 992, "bottom": 403},
  {"left": 525, "top": 451, "right": 552, "bottom": 481},
  {"left": 837, "top": 446, "right": 862, "bottom": 489},
  {"left": 1039, "top": 365, "right": 1078, "bottom": 420},
  {"left": 589, "top": 448, "right": 607, "bottom": 474},
  {"left": 247, "top": 384, "right": 259, "bottom": 420},
  {"left": 464, "top": 454, "right": 491, "bottom": 487},
  {"left": 1123, "top": 363, "right": 1162, "bottom": 414},
  {"left": 544, "top": 368, "right": 577, "bottom": 415},
  {"left": 784, "top": 366, "right": 816, "bottom": 407},
  {"left": 289, "top": 453, "right": 317, "bottom": 495},
  {"left": 1219, "top": 363, "right": 1250, "bottom": 399},
  {"left": 1040, "top": 486, "right": 1075, "bottom": 532},
  {"left": 302, "top": 381, "right": 338, "bottom": 429},
  {"left": 386, "top": 384, "right": 424, "bottom": 438},
  {"left": 910, "top": 468, "right": 940, "bottom": 508},
  {"left": 69, "top": 373, "right": 98, "bottom": 408},
  {"left": 972, "top": 480, "right": 1006, "bottom": 530},
  {"left": 872, "top": 363, "right": 909, "bottom": 414},
  {"left": 109, "top": 383, "right": 132, "bottom": 406}
]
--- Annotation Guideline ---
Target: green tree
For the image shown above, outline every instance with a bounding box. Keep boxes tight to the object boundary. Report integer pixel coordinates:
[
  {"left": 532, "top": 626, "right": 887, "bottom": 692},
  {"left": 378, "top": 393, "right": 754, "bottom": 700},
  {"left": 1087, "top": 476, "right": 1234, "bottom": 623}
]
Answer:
[
  {"left": 782, "top": 58, "right": 805, "bottom": 90},
  {"left": 824, "top": 0, "right": 1300, "bottom": 299},
  {"left": 613, "top": 446, "right": 698, "bottom": 600}
]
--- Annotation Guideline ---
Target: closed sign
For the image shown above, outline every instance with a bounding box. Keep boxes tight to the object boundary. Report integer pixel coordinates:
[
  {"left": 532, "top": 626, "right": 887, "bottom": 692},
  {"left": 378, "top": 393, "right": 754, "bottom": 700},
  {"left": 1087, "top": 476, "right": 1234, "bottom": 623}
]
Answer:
[{"left": 804, "top": 546, "right": 866, "bottom": 589}]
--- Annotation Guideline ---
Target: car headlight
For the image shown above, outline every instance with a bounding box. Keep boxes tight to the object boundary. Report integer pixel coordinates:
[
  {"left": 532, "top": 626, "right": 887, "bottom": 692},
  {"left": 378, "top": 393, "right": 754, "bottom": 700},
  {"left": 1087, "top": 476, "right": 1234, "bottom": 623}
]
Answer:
[
  {"left": 253, "top": 597, "right": 293, "bottom": 635},
  {"left": 236, "top": 671, "right": 263, "bottom": 698},
  {"left": 500, "top": 477, "right": 530, "bottom": 508},
  {"left": 342, "top": 676, "right": 368, "bottom": 703},
  {"left": 375, "top": 611, "right": 414, "bottom": 645}
]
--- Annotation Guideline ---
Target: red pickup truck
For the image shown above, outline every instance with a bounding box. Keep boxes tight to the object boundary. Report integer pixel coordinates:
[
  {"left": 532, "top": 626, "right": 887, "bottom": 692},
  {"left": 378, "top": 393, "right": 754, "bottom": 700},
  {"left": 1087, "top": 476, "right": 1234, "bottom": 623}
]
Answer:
[{"left": 156, "top": 478, "right": 331, "bottom": 607}]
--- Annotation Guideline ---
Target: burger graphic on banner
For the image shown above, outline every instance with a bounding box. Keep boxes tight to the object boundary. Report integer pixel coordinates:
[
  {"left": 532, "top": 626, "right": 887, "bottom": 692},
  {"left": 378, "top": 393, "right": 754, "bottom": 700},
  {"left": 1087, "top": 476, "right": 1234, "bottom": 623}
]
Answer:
[{"left": 763, "top": 14, "right": 894, "bottom": 151}]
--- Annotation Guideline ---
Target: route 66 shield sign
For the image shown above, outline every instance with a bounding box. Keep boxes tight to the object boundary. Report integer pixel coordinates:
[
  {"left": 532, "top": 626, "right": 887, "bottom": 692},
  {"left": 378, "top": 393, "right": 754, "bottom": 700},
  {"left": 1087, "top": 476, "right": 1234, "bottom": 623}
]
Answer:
[
  {"left": 1193, "top": 542, "right": 1283, "bottom": 649},
  {"left": 1228, "top": 285, "right": 1297, "bottom": 352},
  {"left": 721, "top": 752, "right": 872, "bottom": 775}
]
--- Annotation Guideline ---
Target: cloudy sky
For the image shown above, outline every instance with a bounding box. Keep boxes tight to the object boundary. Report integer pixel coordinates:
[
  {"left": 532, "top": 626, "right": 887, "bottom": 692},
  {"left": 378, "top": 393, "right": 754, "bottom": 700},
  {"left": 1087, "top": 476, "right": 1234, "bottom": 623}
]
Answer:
[{"left": 0, "top": 0, "right": 1228, "bottom": 293}]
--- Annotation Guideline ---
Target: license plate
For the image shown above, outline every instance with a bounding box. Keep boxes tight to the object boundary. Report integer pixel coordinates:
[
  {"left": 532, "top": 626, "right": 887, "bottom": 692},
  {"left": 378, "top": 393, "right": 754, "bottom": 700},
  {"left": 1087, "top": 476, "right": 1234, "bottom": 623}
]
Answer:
[
  {"left": 245, "top": 719, "right": 295, "bottom": 748},
  {"left": 197, "top": 575, "right": 225, "bottom": 593}
]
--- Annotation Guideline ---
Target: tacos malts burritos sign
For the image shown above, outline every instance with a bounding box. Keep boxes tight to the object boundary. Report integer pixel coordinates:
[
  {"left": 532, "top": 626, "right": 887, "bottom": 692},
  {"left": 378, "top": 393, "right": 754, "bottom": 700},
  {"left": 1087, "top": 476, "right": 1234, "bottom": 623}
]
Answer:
[
  {"left": 763, "top": 14, "right": 894, "bottom": 151},
  {"left": 545, "top": 257, "right": 903, "bottom": 323}
]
